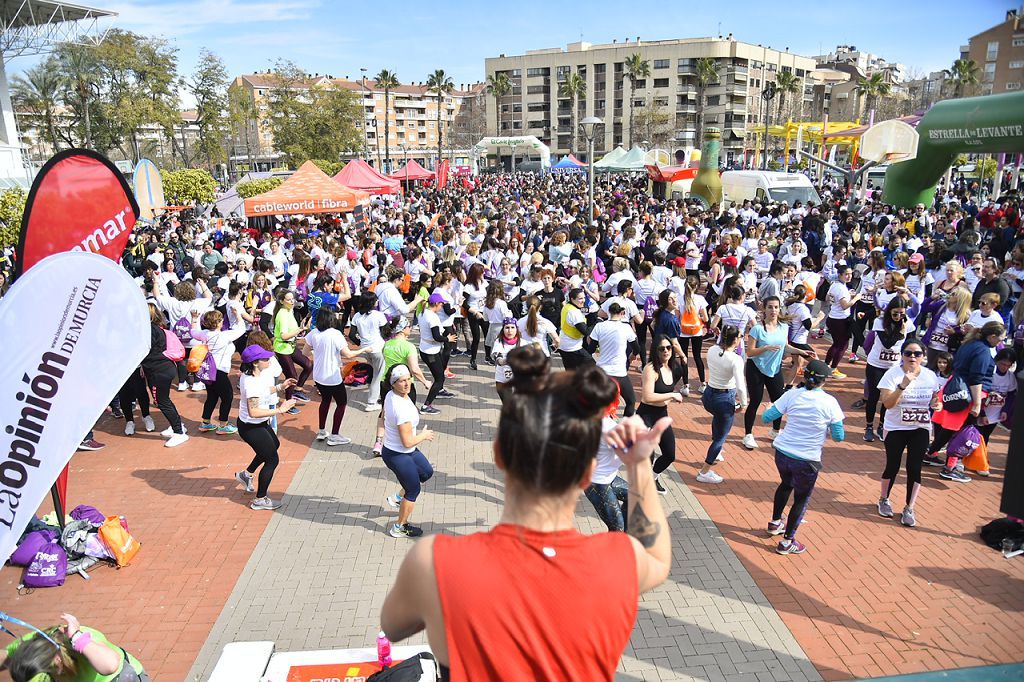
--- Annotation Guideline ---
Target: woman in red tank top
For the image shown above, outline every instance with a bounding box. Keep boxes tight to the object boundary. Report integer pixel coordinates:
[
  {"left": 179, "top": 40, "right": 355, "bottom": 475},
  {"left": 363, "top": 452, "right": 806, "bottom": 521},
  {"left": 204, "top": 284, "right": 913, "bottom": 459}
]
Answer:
[{"left": 380, "top": 345, "right": 674, "bottom": 681}]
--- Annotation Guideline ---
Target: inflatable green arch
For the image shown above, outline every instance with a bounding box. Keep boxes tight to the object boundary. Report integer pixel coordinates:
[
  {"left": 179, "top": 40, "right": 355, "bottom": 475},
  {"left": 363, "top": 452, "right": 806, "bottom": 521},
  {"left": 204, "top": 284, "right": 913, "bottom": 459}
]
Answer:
[{"left": 883, "top": 91, "right": 1024, "bottom": 208}]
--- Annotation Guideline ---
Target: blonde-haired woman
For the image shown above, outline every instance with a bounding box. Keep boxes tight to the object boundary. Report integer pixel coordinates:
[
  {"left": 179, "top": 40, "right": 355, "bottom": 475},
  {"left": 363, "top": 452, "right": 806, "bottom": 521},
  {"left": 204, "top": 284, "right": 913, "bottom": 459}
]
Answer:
[{"left": 924, "top": 287, "right": 971, "bottom": 370}]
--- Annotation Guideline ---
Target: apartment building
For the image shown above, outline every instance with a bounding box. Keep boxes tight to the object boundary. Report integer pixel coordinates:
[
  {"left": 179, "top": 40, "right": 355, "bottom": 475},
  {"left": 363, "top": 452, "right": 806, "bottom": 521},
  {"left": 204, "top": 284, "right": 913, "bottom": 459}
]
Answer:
[
  {"left": 230, "top": 73, "right": 485, "bottom": 172},
  {"left": 964, "top": 7, "right": 1024, "bottom": 95},
  {"left": 812, "top": 44, "right": 906, "bottom": 83},
  {"left": 484, "top": 36, "right": 817, "bottom": 167}
]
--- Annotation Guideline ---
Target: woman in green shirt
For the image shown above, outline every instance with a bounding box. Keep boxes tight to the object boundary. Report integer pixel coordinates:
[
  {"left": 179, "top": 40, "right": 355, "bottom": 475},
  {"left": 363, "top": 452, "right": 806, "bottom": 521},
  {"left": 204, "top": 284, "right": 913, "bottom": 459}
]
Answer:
[
  {"left": 2, "top": 613, "right": 147, "bottom": 681},
  {"left": 373, "top": 316, "right": 429, "bottom": 456},
  {"left": 272, "top": 288, "right": 313, "bottom": 405}
]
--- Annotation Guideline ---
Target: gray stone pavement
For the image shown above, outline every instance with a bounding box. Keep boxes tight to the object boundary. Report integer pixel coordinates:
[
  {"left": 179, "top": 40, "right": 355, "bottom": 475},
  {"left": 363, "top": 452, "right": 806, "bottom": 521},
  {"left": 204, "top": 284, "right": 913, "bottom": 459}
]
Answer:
[{"left": 189, "top": 357, "right": 821, "bottom": 682}]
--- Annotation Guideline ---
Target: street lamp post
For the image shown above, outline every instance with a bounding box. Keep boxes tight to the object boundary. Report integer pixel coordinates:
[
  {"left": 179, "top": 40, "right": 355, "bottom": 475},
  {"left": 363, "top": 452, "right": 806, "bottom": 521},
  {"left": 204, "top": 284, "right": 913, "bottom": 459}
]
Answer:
[
  {"left": 580, "top": 116, "right": 603, "bottom": 228},
  {"left": 400, "top": 142, "right": 409, "bottom": 189}
]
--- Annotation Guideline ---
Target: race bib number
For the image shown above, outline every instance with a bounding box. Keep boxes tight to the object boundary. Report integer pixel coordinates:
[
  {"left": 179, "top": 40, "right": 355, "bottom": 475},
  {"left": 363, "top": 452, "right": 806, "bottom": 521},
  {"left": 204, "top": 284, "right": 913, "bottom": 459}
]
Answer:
[
  {"left": 987, "top": 392, "right": 1005, "bottom": 407},
  {"left": 901, "top": 407, "right": 930, "bottom": 424},
  {"left": 879, "top": 349, "right": 900, "bottom": 363},
  {"left": 502, "top": 367, "right": 513, "bottom": 382},
  {"left": 931, "top": 332, "right": 949, "bottom": 346}
]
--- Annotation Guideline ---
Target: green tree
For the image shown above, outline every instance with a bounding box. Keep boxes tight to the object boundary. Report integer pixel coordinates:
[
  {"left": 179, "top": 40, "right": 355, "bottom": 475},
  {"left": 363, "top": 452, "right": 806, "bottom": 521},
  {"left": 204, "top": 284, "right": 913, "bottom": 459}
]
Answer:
[
  {"left": 426, "top": 69, "right": 454, "bottom": 166},
  {"left": 309, "top": 159, "right": 343, "bottom": 175},
  {"left": 774, "top": 70, "right": 800, "bottom": 124},
  {"left": 558, "top": 71, "right": 587, "bottom": 155},
  {"left": 11, "top": 59, "right": 64, "bottom": 152},
  {"left": 160, "top": 168, "right": 217, "bottom": 204},
  {"left": 227, "top": 82, "right": 257, "bottom": 175},
  {"left": 184, "top": 48, "right": 229, "bottom": 170},
  {"left": 0, "top": 188, "right": 26, "bottom": 249},
  {"left": 624, "top": 54, "right": 650, "bottom": 147},
  {"left": 636, "top": 97, "right": 672, "bottom": 149},
  {"left": 236, "top": 176, "right": 283, "bottom": 198},
  {"left": 374, "top": 69, "right": 400, "bottom": 173},
  {"left": 486, "top": 72, "right": 511, "bottom": 135},
  {"left": 694, "top": 57, "right": 719, "bottom": 145},
  {"left": 855, "top": 72, "right": 892, "bottom": 119},
  {"left": 265, "top": 60, "right": 361, "bottom": 167},
  {"left": 948, "top": 58, "right": 981, "bottom": 98},
  {"left": 54, "top": 43, "right": 100, "bottom": 148}
]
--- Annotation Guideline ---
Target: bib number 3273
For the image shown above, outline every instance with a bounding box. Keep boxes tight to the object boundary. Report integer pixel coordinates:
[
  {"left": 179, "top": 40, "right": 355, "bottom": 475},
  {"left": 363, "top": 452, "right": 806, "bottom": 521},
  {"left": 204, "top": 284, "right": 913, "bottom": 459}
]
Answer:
[{"left": 901, "top": 407, "right": 930, "bottom": 424}]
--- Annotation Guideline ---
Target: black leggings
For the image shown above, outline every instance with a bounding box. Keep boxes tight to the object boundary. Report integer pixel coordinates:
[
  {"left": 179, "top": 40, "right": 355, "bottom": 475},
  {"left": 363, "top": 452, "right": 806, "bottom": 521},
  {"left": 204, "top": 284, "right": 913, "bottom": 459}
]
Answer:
[
  {"left": 559, "top": 348, "right": 594, "bottom": 370},
  {"left": 744, "top": 360, "right": 784, "bottom": 433},
  {"left": 636, "top": 318, "right": 653, "bottom": 365},
  {"left": 421, "top": 351, "right": 446, "bottom": 405},
  {"left": 680, "top": 336, "right": 705, "bottom": 385},
  {"left": 238, "top": 420, "right": 280, "bottom": 498},
  {"left": 145, "top": 362, "right": 184, "bottom": 434},
  {"left": 882, "top": 428, "right": 928, "bottom": 506},
  {"left": 468, "top": 315, "right": 488, "bottom": 363},
  {"left": 316, "top": 381, "right": 348, "bottom": 434},
  {"left": 824, "top": 316, "right": 852, "bottom": 368},
  {"left": 864, "top": 364, "right": 889, "bottom": 429},
  {"left": 276, "top": 348, "right": 312, "bottom": 398},
  {"left": 119, "top": 369, "right": 150, "bottom": 422},
  {"left": 612, "top": 375, "right": 637, "bottom": 417},
  {"left": 202, "top": 370, "right": 234, "bottom": 423},
  {"left": 638, "top": 406, "right": 676, "bottom": 475},
  {"left": 850, "top": 301, "right": 875, "bottom": 356}
]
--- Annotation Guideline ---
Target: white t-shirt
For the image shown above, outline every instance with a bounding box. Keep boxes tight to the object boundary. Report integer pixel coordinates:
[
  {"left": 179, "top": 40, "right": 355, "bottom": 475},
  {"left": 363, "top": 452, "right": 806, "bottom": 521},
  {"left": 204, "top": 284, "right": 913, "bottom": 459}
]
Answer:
[
  {"left": 866, "top": 319, "right": 915, "bottom": 370},
  {"left": 419, "top": 309, "right": 444, "bottom": 355},
  {"left": 927, "top": 308, "right": 960, "bottom": 352},
  {"left": 517, "top": 315, "right": 557, "bottom": 356},
  {"left": 679, "top": 294, "right": 708, "bottom": 338},
  {"left": 484, "top": 299, "right": 512, "bottom": 325},
  {"left": 592, "top": 416, "right": 623, "bottom": 485},
  {"left": 983, "top": 369, "right": 1016, "bottom": 423},
  {"left": 967, "top": 309, "right": 1000, "bottom": 329},
  {"left": 827, "top": 282, "right": 852, "bottom": 319},
  {"left": 239, "top": 372, "right": 274, "bottom": 424},
  {"left": 591, "top": 319, "right": 637, "bottom": 377},
  {"left": 375, "top": 281, "right": 407, "bottom": 320},
  {"left": 464, "top": 282, "right": 487, "bottom": 313},
  {"left": 601, "top": 295, "right": 640, "bottom": 321},
  {"left": 383, "top": 391, "right": 419, "bottom": 453},
  {"left": 771, "top": 387, "right": 845, "bottom": 462},
  {"left": 716, "top": 303, "right": 757, "bottom": 357},
  {"left": 787, "top": 302, "right": 811, "bottom": 345},
  {"left": 905, "top": 272, "right": 934, "bottom": 300},
  {"left": 558, "top": 305, "right": 587, "bottom": 352},
  {"left": 492, "top": 336, "right": 520, "bottom": 383},
  {"left": 305, "top": 327, "right": 348, "bottom": 386},
  {"left": 352, "top": 310, "right": 388, "bottom": 352},
  {"left": 877, "top": 365, "right": 941, "bottom": 433}
]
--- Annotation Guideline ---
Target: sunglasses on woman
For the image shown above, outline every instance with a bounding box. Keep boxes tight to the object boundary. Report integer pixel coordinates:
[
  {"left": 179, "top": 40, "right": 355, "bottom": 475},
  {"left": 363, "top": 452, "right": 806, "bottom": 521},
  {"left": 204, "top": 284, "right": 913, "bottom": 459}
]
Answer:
[
  {"left": 901, "top": 350, "right": 924, "bottom": 358},
  {"left": 658, "top": 345, "right": 672, "bottom": 352}
]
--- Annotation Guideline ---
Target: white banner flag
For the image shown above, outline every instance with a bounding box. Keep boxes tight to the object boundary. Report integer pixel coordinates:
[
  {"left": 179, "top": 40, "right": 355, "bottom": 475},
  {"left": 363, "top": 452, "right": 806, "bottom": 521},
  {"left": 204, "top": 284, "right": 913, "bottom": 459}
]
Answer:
[{"left": 0, "top": 252, "right": 148, "bottom": 564}]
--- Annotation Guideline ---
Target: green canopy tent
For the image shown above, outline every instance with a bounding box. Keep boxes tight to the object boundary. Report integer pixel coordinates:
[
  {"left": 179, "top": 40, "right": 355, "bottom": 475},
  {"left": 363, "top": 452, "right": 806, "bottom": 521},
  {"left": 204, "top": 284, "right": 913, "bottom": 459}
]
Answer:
[{"left": 596, "top": 145, "right": 648, "bottom": 173}]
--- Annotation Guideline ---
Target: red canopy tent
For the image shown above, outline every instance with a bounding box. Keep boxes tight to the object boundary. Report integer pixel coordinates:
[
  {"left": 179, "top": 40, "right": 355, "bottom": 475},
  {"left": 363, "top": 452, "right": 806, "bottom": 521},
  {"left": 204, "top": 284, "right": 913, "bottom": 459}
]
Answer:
[
  {"left": 334, "top": 158, "right": 401, "bottom": 194},
  {"left": 566, "top": 154, "right": 586, "bottom": 166},
  {"left": 244, "top": 161, "right": 370, "bottom": 217},
  {"left": 389, "top": 158, "right": 435, "bottom": 181}
]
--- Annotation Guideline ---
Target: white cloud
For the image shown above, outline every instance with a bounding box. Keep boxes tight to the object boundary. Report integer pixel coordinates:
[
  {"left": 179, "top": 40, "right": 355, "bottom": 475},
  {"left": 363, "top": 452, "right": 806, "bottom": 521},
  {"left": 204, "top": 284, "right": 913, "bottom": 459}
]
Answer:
[{"left": 103, "top": 0, "right": 320, "bottom": 38}]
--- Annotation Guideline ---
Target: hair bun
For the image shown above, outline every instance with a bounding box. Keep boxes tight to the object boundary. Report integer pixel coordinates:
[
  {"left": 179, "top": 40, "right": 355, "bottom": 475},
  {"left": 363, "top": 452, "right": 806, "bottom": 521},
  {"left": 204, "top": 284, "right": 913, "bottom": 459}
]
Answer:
[
  {"left": 507, "top": 345, "right": 550, "bottom": 393},
  {"left": 569, "top": 365, "right": 619, "bottom": 418}
]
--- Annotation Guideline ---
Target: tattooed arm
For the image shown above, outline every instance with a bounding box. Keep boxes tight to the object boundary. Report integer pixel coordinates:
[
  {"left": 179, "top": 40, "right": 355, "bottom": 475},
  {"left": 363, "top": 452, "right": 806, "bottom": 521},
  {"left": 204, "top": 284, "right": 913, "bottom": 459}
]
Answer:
[{"left": 605, "top": 415, "right": 673, "bottom": 593}]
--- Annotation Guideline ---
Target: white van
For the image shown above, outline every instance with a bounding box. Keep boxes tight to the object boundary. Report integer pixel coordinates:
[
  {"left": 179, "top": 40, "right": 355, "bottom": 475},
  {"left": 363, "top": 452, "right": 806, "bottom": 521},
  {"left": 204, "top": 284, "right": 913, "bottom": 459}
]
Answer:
[{"left": 721, "top": 171, "right": 822, "bottom": 206}]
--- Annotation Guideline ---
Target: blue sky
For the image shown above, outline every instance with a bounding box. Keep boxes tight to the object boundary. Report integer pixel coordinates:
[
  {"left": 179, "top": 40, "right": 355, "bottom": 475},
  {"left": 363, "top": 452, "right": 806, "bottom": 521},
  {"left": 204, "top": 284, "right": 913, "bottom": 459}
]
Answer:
[{"left": 11, "top": 0, "right": 1009, "bottom": 89}]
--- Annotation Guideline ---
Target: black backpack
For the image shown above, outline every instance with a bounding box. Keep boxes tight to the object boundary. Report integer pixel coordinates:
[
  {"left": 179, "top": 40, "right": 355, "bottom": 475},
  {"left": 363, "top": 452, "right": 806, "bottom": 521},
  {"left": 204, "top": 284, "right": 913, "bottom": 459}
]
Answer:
[
  {"left": 980, "top": 518, "right": 1024, "bottom": 551},
  {"left": 367, "top": 653, "right": 438, "bottom": 681}
]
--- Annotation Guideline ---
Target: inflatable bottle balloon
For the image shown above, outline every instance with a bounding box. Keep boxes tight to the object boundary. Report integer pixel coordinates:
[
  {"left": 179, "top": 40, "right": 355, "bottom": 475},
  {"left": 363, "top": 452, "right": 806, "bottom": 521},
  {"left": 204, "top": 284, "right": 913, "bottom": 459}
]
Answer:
[{"left": 691, "top": 127, "right": 723, "bottom": 210}]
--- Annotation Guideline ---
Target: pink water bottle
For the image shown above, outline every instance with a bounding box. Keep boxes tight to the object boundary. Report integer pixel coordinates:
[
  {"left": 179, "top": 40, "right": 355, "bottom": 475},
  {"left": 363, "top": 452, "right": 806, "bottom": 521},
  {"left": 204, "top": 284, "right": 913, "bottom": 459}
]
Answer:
[{"left": 377, "top": 631, "right": 392, "bottom": 668}]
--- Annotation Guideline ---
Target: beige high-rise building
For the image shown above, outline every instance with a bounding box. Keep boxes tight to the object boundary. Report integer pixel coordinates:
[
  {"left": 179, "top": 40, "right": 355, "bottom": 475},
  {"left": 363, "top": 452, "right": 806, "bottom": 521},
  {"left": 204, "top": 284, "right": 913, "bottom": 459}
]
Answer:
[
  {"left": 230, "top": 73, "right": 485, "bottom": 172},
  {"left": 485, "top": 36, "right": 817, "bottom": 167},
  {"left": 964, "top": 7, "right": 1024, "bottom": 96}
]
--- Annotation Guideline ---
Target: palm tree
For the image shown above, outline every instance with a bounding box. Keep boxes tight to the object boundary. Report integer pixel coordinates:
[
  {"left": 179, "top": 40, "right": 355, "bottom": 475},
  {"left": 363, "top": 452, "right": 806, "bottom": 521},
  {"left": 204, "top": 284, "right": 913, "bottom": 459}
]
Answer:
[
  {"left": 624, "top": 53, "right": 650, "bottom": 147},
  {"left": 774, "top": 71, "right": 800, "bottom": 124},
  {"left": 486, "top": 72, "right": 512, "bottom": 134},
  {"left": 948, "top": 58, "right": 981, "bottom": 98},
  {"left": 55, "top": 44, "right": 99, "bottom": 149},
  {"left": 855, "top": 72, "right": 892, "bottom": 119},
  {"left": 694, "top": 57, "right": 719, "bottom": 145},
  {"left": 558, "top": 71, "right": 587, "bottom": 155},
  {"left": 374, "top": 69, "right": 400, "bottom": 173},
  {"left": 11, "top": 59, "right": 64, "bottom": 153},
  {"left": 426, "top": 69, "right": 454, "bottom": 167}
]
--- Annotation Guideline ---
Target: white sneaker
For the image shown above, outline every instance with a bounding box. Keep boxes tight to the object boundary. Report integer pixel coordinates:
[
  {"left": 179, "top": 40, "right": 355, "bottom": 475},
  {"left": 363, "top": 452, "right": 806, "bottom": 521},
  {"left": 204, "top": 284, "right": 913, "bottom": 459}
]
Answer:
[
  {"left": 143, "top": 416, "right": 155, "bottom": 432},
  {"left": 250, "top": 496, "right": 282, "bottom": 511},
  {"left": 697, "top": 382, "right": 708, "bottom": 395},
  {"left": 769, "top": 429, "right": 781, "bottom": 440},
  {"left": 715, "top": 453, "right": 725, "bottom": 463},
  {"left": 165, "top": 432, "right": 189, "bottom": 448},
  {"left": 697, "top": 470, "right": 724, "bottom": 484},
  {"left": 124, "top": 421, "right": 135, "bottom": 436},
  {"left": 191, "top": 382, "right": 206, "bottom": 391},
  {"left": 160, "top": 425, "right": 186, "bottom": 438},
  {"left": 364, "top": 402, "right": 382, "bottom": 412},
  {"left": 177, "top": 382, "right": 188, "bottom": 392},
  {"left": 681, "top": 385, "right": 690, "bottom": 397},
  {"left": 327, "top": 434, "right": 352, "bottom": 446},
  {"left": 742, "top": 433, "right": 757, "bottom": 450},
  {"left": 315, "top": 429, "right": 328, "bottom": 441}
]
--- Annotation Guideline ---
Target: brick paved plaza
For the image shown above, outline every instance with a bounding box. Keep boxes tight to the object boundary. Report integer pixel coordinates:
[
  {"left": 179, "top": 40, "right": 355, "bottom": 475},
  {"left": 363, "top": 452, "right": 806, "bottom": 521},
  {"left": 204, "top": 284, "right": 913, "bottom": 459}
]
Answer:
[{"left": 2, "top": 347, "right": 1021, "bottom": 681}]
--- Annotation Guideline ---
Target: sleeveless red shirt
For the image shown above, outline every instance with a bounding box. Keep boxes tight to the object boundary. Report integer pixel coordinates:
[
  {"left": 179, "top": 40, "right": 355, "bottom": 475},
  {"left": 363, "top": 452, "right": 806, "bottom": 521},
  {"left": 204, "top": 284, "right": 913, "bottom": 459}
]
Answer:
[{"left": 433, "top": 524, "right": 638, "bottom": 681}]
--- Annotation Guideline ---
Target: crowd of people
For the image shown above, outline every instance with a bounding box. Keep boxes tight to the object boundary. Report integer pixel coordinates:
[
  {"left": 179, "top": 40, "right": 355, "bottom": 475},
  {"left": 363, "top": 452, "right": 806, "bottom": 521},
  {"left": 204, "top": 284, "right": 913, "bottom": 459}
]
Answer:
[{"left": 1, "top": 163, "right": 1020, "bottom": 680}]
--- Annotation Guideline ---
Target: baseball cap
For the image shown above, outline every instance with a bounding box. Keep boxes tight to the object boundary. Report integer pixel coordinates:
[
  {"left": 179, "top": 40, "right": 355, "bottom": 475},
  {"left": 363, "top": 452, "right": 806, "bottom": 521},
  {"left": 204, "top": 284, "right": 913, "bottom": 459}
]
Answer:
[
  {"left": 347, "top": 249, "right": 359, "bottom": 260},
  {"left": 671, "top": 256, "right": 687, "bottom": 268},
  {"left": 241, "top": 345, "right": 274, "bottom": 363},
  {"left": 908, "top": 253, "right": 924, "bottom": 264},
  {"left": 428, "top": 292, "right": 446, "bottom": 304},
  {"left": 721, "top": 256, "right": 739, "bottom": 268},
  {"left": 804, "top": 359, "right": 833, "bottom": 383},
  {"left": 389, "top": 364, "right": 411, "bottom": 385}
]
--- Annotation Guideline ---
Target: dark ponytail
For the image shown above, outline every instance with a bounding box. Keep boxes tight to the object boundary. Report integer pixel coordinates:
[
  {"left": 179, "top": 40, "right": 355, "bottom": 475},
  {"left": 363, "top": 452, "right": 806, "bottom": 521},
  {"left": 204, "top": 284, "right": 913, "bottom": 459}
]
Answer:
[
  {"left": 499, "top": 346, "right": 618, "bottom": 495},
  {"left": 718, "top": 324, "right": 740, "bottom": 355}
]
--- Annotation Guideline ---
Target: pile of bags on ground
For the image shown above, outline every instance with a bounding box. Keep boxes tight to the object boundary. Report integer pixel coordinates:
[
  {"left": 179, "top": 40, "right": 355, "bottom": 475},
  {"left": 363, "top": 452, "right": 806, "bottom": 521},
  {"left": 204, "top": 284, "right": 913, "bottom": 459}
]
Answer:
[{"left": 7, "top": 505, "right": 141, "bottom": 588}]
